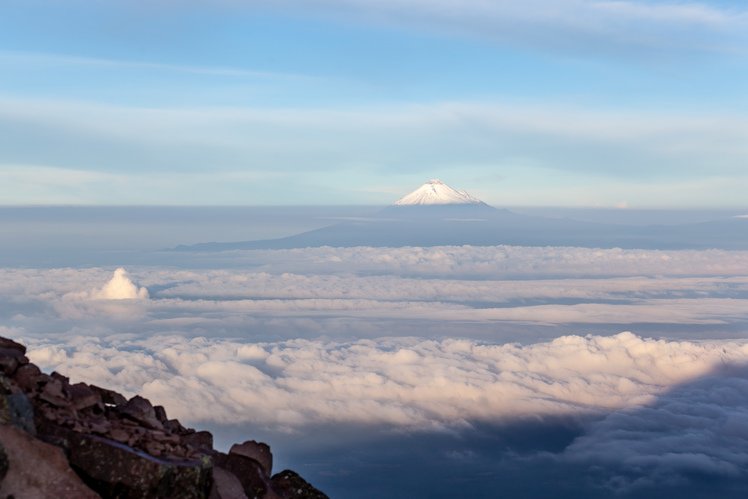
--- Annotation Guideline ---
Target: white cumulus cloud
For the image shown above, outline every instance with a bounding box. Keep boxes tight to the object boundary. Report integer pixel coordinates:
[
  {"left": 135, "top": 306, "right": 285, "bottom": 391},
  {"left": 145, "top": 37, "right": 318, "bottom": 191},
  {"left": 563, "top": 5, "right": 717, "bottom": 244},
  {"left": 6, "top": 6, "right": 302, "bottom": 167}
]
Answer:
[
  {"left": 91, "top": 268, "right": 149, "bottom": 300},
  {"left": 22, "top": 332, "right": 748, "bottom": 431}
]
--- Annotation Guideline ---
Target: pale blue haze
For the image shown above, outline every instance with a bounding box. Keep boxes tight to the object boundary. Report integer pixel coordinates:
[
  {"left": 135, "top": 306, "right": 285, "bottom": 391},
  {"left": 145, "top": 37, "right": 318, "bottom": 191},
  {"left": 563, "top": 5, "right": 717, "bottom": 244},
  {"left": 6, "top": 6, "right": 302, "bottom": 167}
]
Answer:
[{"left": 1, "top": 0, "right": 748, "bottom": 206}]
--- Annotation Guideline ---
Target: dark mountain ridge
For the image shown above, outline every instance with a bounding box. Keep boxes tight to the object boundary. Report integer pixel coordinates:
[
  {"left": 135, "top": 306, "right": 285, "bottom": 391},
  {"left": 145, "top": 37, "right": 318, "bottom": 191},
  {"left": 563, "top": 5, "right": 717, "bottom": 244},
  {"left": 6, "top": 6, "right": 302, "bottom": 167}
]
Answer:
[{"left": 172, "top": 180, "right": 748, "bottom": 252}]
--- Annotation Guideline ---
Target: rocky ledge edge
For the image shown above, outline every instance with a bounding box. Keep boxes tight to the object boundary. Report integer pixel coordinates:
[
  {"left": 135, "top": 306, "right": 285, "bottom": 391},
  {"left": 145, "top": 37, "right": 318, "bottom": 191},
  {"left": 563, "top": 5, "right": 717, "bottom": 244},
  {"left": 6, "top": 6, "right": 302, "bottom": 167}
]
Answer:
[{"left": 0, "top": 335, "right": 328, "bottom": 499}]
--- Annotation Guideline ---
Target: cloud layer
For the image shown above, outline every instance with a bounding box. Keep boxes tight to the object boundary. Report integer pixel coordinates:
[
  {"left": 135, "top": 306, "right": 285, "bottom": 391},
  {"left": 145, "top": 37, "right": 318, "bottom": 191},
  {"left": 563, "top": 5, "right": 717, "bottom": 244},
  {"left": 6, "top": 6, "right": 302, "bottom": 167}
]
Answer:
[
  {"left": 3, "top": 245, "right": 748, "bottom": 330},
  {"left": 215, "top": 245, "right": 748, "bottom": 277},
  {"left": 22, "top": 332, "right": 748, "bottom": 430},
  {"left": 3, "top": 242, "right": 748, "bottom": 492}
]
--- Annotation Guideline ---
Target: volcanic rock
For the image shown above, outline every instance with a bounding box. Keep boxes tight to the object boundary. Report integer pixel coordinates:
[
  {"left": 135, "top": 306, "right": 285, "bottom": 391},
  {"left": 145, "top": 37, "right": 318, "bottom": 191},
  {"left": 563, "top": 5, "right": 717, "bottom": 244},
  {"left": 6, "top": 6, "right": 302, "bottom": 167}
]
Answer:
[
  {"left": 0, "top": 424, "right": 100, "bottom": 498},
  {"left": 0, "top": 337, "right": 26, "bottom": 355},
  {"left": 182, "top": 430, "right": 214, "bottom": 452},
  {"left": 121, "top": 395, "right": 166, "bottom": 430},
  {"left": 209, "top": 466, "right": 249, "bottom": 499},
  {"left": 64, "top": 430, "right": 212, "bottom": 498},
  {"left": 69, "top": 382, "right": 102, "bottom": 411},
  {"left": 90, "top": 383, "right": 128, "bottom": 406},
  {"left": 12, "top": 362, "right": 43, "bottom": 392},
  {"left": 0, "top": 441, "right": 8, "bottom": 482},
  {"left": 0, "top": 392, "right": 36, "bottom": 435},
  {"left": 213, "top": 451, "right": 274, "bottom": 499},
  {"left": 271, "top": 470, "right": 329, "bottom": 499},
  {"left": 230, "top": 440, "right": 273, "bottom": 476},
  {"left": 0, "top": 335, "right": 328, "bottom": 499},
  {"left": 0, "top": 347, "right": 28, "bottom": 377}
]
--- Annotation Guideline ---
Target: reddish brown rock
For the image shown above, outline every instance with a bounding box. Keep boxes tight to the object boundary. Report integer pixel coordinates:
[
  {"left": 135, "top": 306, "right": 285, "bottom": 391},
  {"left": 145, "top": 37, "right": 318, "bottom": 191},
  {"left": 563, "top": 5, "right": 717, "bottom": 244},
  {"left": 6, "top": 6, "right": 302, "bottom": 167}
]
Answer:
[
  {"left": 230, "top": 440, "right": 273, "bottom": 477},
  {"left": 0, "top": 441, "right": 8, "bottom": 482},
  {"left": 166, "top": 418, "right": 189, "bottom": 434},
  {"left": 12, "top": 363, "right": 43, "bottom": 392},
  {"left": 209, "top": 467, "right": 249, "bottom": 499},
  {"left": 64, "top": 430, "right": 212, "bottom": 498},
  {"left": 154, "top": 405, "right": 169, "bottom": 423},
  {"left": 121, "top": 395, "right": 166, "bottom": 431},
  {"left": 182, "top": 430, "right": 214, "bottom": 452},
  {"left": 90, "top": 384, "right": 128, "bottom": 407},
  {"left": 213, "top": 451, "right": 274, "bottom": 499},
  {"left": 0, "top": 348, "right": 28, "bottom": 377},
  {"left": 0, "top": 336, "right": 328, "bottom": 499},
  {"left": 153, "top": 430, "right": 181, "bottom": 445},
  {"left": 39, "top": 377, "right": 69, "bottom": 407},
  {"left": 0, "top": 338, "right": 25, "bottom": 355},
  {"left": 51, "top": 371, "right": 70, "bottom": 384},
  {"left": 0, "top": 424, "right": 100, "bottom": 498},
  {"left": 109, "top": 427, "right": 130, "bottom": 443},
  {"left": 69, "top": 382, "right": 101, "bottom": 411},
  {"left": 271, "top": 470, "right": 329, "bottom": 499}
]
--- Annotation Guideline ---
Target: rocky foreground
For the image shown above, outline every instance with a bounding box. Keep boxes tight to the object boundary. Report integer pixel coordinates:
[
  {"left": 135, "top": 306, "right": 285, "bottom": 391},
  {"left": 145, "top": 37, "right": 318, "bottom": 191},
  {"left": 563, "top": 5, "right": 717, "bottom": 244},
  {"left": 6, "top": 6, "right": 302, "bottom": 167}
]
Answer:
[{"left": 0, "top": 336, "right": 328, "bottom": 498}]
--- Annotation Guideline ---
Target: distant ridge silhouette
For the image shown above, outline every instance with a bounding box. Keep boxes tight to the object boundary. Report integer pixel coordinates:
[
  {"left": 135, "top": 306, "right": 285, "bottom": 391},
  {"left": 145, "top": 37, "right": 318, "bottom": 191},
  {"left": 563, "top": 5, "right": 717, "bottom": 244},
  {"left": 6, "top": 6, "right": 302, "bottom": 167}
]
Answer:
[{"left": 171, "top": 181, "right": 748, "bottom": 252}]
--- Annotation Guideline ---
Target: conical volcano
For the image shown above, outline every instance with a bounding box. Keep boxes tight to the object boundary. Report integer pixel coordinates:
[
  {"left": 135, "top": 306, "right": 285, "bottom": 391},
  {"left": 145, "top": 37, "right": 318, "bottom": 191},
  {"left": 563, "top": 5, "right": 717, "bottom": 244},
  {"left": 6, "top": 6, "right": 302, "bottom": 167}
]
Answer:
[
  {"left": 172, "top": 180, "right": 748, "bottom": 252},
  {"left": 392, "top": 179, "right": 487, "bottom": 206}
]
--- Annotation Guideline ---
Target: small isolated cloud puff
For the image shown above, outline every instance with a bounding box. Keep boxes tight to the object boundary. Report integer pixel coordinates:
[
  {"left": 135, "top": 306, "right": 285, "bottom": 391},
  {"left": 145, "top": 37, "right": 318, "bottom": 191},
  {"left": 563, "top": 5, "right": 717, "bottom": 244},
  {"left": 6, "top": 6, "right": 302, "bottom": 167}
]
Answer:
[
  {"left": 53, "top": 268, "right": 151, "bottom": 318},
  {"left": 91, "top": 268, "right": 149, "bottom": 300}
]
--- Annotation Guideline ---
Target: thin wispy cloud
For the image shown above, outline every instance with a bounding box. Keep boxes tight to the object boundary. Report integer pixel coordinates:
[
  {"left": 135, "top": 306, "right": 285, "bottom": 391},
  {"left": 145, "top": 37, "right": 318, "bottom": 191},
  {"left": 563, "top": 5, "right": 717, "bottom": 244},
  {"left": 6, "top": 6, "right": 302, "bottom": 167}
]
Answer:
[
  {"left": 3, "top": 1, "right": 747, "bottom": 207},
  {"left": 2, "top": 97, "right": 747, "bottom": 205},
  {"left": 0, "top": 50, "right": 317, "bottom": 80},
  {"left": 233, "top": 0, "right": 748, "bottom": 54}
]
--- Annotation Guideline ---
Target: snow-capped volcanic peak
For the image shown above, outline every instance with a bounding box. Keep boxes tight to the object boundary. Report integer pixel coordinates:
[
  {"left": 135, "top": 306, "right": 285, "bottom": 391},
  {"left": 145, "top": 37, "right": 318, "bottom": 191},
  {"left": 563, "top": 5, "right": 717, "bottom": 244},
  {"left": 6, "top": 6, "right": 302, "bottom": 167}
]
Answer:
[{"left": 392, "top": 179, "right": 485, "bottom": 206}]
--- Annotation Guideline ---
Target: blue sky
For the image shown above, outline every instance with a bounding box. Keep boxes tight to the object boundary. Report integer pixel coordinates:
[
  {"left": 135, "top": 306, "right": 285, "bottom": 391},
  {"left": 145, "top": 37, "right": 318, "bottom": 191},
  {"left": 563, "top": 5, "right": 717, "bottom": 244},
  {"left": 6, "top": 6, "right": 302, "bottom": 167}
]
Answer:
[{"left": 1, "top": 0, "right": 748, "bottom": 207}]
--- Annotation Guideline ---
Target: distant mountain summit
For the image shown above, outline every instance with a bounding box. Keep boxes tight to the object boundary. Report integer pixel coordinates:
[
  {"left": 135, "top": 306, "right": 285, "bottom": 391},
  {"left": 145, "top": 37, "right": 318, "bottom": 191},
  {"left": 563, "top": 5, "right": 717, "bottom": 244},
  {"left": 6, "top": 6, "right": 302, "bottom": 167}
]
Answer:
[
  {"left": 392, "top": 179, "right": 487, "bottom": 206},
  {"left": 171, "top": 179, "right": 748, "bottom": 252}
]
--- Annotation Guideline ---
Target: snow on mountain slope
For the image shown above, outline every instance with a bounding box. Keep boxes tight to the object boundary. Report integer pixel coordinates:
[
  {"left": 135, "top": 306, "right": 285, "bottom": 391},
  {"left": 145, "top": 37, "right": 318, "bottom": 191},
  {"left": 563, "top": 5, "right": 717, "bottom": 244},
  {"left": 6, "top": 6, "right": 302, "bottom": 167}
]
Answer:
[{"left": 392, "top": 180, "right": 486, "bottom": 206}]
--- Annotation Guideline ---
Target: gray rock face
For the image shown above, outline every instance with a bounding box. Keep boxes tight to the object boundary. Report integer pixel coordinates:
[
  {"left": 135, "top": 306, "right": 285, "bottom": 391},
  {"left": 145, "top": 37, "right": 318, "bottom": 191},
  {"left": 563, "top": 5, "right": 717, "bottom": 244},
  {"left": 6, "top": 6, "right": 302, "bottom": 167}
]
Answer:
[{"left": 0, "top": 392, "right": 36, "bottom": 434}]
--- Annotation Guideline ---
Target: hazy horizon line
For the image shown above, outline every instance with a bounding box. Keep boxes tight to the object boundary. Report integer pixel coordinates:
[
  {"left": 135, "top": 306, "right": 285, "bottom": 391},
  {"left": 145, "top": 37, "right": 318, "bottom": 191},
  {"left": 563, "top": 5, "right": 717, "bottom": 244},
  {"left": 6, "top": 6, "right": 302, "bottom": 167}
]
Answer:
[{"left": 3, "top": 204, "right": 748, "bottom": 211}]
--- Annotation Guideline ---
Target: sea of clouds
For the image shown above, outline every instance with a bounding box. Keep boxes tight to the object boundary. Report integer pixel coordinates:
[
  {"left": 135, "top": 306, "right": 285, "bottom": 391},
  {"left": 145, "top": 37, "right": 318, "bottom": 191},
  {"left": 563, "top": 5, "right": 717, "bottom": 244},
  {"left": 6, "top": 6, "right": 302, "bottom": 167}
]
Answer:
[
  {"left": 22, "top": 331, "right": 748, "bottom": 430},
  {"left": 2, "top": 244, "right": 748, "bottom": 496}
]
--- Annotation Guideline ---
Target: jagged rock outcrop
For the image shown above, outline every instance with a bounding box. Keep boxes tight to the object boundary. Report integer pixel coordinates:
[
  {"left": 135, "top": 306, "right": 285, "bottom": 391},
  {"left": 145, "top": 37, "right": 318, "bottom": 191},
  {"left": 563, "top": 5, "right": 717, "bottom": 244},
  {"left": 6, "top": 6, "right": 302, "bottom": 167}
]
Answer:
[
  {"left": 271, "top": 470, "right": 329, "bottom": 499},
  {"left": 0, "top": 336, "right": 328, "bottom": 499},
  {"left": 0, "top": 423, "right": 100, "bottom": 498}
]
